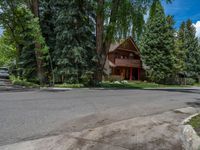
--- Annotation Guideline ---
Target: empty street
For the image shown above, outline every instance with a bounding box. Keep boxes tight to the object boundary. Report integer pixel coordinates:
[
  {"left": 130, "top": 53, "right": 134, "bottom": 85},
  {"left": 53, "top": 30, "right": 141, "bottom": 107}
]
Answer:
[{"left": 0, "top": 88, "right": 200, "bottom": 147}]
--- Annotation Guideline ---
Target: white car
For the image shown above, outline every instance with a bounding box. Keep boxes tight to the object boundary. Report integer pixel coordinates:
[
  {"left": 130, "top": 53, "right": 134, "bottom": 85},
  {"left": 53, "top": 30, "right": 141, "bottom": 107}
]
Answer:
[{"left": 0, "top": 67, "right": 9, "bottom": 79}]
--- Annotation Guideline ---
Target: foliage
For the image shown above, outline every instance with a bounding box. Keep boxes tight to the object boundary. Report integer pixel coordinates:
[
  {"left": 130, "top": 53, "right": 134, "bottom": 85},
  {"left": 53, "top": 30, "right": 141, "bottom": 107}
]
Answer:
[
  {"left": 174, "top": 22, "right": 187, "bottom": 75},
  {"left": 140, "top": 0, "right": 175, "bottom": 82},
  {"left": 10, "top": 75, "right": 39, "bottom": 88},
  {"left": 100, "top": 81, "right": 158, "bottom": 89},
  {"left": 0, "top": 33, "right": 16, "bottom": 67},
  {"left": 104, "top": 0, "right": 173, "bottom": 41},
  {"left": 40, "top": 0, "right": 96, "bottom": 84},
  {"left": 81, "top": 71, "right": 96, "bottom": 86},
  {"left": 2, "top": 0, "right": 200, "bottom": 86},
  {"left": 175, "top": 20, "right": 200, "bottom": 80},
  {"left": 184, "top": 78, "right": 196, "bottom": 85},
  {"left": 55, "top": 83, "right": 84, "bottom": 88},
  {"left": 100, "top": 80, "right": 187, "bottom": 89},
  {"left": 0, "top": 1, "right": 48, "bottom": 81},
  {"left": 184, "top": 20, "right": 200, "bottom": 78}
]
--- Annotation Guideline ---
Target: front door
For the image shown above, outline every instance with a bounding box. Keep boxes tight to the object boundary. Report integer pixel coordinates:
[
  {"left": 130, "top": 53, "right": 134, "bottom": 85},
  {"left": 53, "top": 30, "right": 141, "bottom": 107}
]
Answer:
[{"left": 133, "top": 68, "right": 138, "bottom": 80}]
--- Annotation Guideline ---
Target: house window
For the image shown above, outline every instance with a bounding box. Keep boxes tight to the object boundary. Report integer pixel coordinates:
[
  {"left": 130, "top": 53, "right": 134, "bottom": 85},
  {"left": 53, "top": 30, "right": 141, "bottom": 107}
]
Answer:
[{"left": 129, "top": 53, "right": 134, "bottom": 59}]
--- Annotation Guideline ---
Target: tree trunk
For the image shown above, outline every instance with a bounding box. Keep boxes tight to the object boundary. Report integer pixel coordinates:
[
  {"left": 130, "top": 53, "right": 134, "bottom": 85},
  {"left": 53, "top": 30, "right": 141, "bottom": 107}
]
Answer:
[
  {"left": 30, "top": 0, "right": 45, "bottom": 85},
  {"left": 96, "top": 0, "right": 104, "bottom": 81},
  {"left": 96, "top": 0, "right": 121, "bottom": 82}
]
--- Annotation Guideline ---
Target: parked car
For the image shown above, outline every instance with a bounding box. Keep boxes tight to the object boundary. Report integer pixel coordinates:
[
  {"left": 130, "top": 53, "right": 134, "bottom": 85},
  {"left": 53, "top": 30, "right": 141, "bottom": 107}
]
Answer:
[{"left": 0, "top": 67, "right": 9, "bottom": 79}]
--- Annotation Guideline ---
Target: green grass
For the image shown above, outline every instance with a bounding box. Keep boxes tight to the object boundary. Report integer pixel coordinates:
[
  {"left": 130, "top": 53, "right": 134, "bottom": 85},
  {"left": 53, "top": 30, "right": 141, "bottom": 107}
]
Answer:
[
  {"left": 194, "top": 83, "right": 200, "bottom": 87},
  {"left": 188, "top": 114, "right": 200, "bottom": 136},
  {"left": 100, "top": 81, "right": 190, "bottom": 89},
  {"left": 55, "top": 83, "right": 84, "bottom": 88}
]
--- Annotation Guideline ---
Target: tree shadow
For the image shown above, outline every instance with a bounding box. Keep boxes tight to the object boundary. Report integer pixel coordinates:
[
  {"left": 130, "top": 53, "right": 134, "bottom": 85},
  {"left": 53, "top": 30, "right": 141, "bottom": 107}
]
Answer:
[
  {"left": 146, "top": 89, "right": 200, "bottom": 94},
  {"left": 186, "top": 102, "right": 200, "bottom": 108}
]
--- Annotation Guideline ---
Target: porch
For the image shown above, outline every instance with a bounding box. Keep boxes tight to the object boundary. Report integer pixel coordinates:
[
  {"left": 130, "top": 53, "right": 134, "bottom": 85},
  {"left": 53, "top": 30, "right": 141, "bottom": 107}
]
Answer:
[{"left": 111, "top": 67, "right": 141, "bottom": 81}]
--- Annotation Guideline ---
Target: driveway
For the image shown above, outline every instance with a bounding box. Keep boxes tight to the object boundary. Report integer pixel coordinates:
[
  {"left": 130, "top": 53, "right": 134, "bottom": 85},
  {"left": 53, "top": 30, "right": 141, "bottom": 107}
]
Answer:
[{"left": 0, "top": 88, "right": 200, "bottom": 147}]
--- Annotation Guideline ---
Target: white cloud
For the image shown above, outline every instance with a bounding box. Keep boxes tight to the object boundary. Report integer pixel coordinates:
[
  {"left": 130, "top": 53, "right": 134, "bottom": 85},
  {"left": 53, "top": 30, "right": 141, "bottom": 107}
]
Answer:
[{"left": 193, "top": 21, "right": 200, "bottom": 37}]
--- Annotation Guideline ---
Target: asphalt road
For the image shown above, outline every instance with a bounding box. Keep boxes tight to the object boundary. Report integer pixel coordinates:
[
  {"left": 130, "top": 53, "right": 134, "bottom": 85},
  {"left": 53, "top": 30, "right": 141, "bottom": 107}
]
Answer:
[{"left": 0, "top": 88, "right": 200, "bottom": 146}]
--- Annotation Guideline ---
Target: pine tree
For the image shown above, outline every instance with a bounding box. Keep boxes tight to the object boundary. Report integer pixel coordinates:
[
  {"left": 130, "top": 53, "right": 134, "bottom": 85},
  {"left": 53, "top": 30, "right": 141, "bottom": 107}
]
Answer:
[
  {"left": 44, "top": 0, "right": 96, "bottom": 83},
  {"left": 184, "top": 19, "right": 200, "bottom": 79},
  {"left": 175, "top": 22, "right": 187, "bottom": 75},
  {"left": 165, "top": 15, "right": 176, "bottom": 73},
  {"left": 140, "top": 0, "right": 175, "bottom": 82}
]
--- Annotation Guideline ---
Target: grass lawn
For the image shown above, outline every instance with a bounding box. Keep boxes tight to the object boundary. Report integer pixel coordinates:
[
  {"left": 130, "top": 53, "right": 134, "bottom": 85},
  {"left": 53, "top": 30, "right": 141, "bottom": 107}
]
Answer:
[
  {"left": 100, "top": 81, "right": 190, "bottom": 89},
  {"left": 55, "top": 83, "right": 84, "bottom": 88},
  {"left": 188, "top": 114, "right": 200, "bottom": 136},
  {"left": 195, "top": 83, "right": 200, "bottom": 87}
]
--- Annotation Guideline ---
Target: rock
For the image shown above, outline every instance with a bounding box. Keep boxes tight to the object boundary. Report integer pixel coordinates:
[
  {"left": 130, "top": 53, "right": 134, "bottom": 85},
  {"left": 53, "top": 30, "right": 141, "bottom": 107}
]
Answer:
[{"left": 181, "top": 125, "right": 200, "bottom": 150}]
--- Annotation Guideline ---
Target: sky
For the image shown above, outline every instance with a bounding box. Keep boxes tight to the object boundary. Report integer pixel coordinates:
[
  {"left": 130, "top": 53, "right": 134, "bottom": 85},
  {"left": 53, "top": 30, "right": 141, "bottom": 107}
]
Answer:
[
  {"left": 162, "top": 0, "right": 200, "bottom": 37},
  {"left": 0, "top": 28, "right": 3, "bottom": 35}
]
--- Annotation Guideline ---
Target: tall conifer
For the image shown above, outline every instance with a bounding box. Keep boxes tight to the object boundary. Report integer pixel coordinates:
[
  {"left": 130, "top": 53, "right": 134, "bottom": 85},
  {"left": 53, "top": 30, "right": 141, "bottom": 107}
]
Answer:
[
  {"left": 140, "top": 0, "right": 175, "bottom": 82},
  {"left": 184, "top": 19, "right": 200, "bottom": 78},
  {"left": 40, "top": 0, "right": 96, "bottom": 83}
]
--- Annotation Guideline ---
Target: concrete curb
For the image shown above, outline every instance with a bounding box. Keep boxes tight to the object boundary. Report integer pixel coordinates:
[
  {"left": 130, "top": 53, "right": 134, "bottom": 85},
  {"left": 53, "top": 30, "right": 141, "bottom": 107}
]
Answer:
[
  {"left": 40, "top": 87, "right": 72, "bottom": 92},
  {"left": 180, "top": 113, "right": 200, "bottom": 150}
]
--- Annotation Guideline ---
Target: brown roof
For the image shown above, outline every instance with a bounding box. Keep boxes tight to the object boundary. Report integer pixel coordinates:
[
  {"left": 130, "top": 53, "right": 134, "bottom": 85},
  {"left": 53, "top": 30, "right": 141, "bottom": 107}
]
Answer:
[{"left": 108, "top": 37, "right": 140, "bottom": 54}]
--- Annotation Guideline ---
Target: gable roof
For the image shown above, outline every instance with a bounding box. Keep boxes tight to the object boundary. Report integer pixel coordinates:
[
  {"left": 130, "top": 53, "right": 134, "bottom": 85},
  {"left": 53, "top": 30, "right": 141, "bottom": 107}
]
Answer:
[{"left": 109, "top": 37, "right": 140, "bottom": 54}]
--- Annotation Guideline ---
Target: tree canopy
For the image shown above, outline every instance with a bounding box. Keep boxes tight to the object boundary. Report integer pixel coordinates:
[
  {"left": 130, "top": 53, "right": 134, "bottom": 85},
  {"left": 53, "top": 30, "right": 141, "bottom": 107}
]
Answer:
[
  {"left": 0, "top": 0, "right": 200, "bottom": 85},
  {"left": 140, "top": 0, "right": 175, "bottom": 82}
]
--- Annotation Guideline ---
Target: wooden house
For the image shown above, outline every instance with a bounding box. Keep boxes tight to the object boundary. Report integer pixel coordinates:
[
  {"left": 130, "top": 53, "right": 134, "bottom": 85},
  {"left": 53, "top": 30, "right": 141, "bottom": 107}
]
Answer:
[{"left": 104, "top": 37, "right": 145, "bottom": 80}]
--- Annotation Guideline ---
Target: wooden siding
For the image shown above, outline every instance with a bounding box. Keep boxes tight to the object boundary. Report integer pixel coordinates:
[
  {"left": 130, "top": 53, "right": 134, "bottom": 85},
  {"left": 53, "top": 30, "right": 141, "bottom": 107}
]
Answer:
[{"left": 115, "top": 59, "right": 141, "bottom": 68}]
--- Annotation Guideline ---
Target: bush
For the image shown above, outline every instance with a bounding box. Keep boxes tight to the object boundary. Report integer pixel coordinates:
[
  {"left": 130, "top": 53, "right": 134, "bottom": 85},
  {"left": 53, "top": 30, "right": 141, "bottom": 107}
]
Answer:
[
  {"left": 100, "top": 81, "right": 160, "bottom": 89},
  {"left": 184, "top": 78, "right": 196, "bottom": 85},
  {"left": 81, "top": 71, "right": 95, "bottom": 86},
  {"left": 10, "top": 75, "right": 39, "bottom": 88}
]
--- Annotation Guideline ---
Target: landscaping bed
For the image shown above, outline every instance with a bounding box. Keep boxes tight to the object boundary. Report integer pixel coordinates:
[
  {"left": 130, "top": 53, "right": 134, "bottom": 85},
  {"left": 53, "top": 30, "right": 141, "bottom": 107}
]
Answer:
[
  {"left": 100, "top": 81, "right": 189, "bottom": 89},
  {"left": 10, "top": 76, "right": 39, "bottom": 88},
  {"left": 188, "top": 114, "right": 200, "bottom": 136},
  {"left": 55, "top": 83, "right": 84, "bottom": 88}
]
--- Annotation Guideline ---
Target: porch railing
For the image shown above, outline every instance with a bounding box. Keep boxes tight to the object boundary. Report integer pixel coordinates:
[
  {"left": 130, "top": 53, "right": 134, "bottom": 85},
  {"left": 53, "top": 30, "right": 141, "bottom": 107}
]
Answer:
[{"left": 115, "top": 58, "right": 141, "bottom": 67}]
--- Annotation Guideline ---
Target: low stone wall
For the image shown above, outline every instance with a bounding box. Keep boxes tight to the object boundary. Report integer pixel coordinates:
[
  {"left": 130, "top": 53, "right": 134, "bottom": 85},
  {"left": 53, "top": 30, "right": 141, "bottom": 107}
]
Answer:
[{"left": 180, "top": 114, "right": 200, "bottom": 150}]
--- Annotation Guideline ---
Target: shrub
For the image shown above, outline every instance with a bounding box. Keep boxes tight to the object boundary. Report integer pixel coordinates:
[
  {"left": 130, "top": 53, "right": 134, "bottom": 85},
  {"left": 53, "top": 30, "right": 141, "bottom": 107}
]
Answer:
[
  {"left": 81, "top": 71, "right": 95, "bottom": 86},
  {"left": 184, "top": 78, "right": 196, "bottom": 85},
  {"left": 10, "top": 75, "right": 39, "bottom": 88}
]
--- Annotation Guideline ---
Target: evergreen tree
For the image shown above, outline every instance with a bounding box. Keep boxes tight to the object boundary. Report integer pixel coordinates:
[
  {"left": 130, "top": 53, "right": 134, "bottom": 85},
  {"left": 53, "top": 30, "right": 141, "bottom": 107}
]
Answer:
[
  {"left": 39, "top": 0, "right": 57, "bottom": 84},
  {"left": 165, "top": 15, "right": 176, "bottom": 71},
  {"left": 175, "top": 22, "right": 187, "bottom": 76},
  {"left": 43, "top": 0, "right": 96, "bottom": 83},
  {"left": 140, "top": 0, "right": 175, "bottom": 82},
  {"left": 184, "top": 19, "right": 200, "bottom": 78}
]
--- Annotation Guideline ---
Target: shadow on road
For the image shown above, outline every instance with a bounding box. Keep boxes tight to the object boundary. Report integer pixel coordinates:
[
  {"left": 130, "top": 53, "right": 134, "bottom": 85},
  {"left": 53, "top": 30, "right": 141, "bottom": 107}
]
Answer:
[
  {"left": 145, "top": 88, "right": 200, "bottom": 94},
  {"left": 186, "top": 102, "right": 200, "bottom": 108}
]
